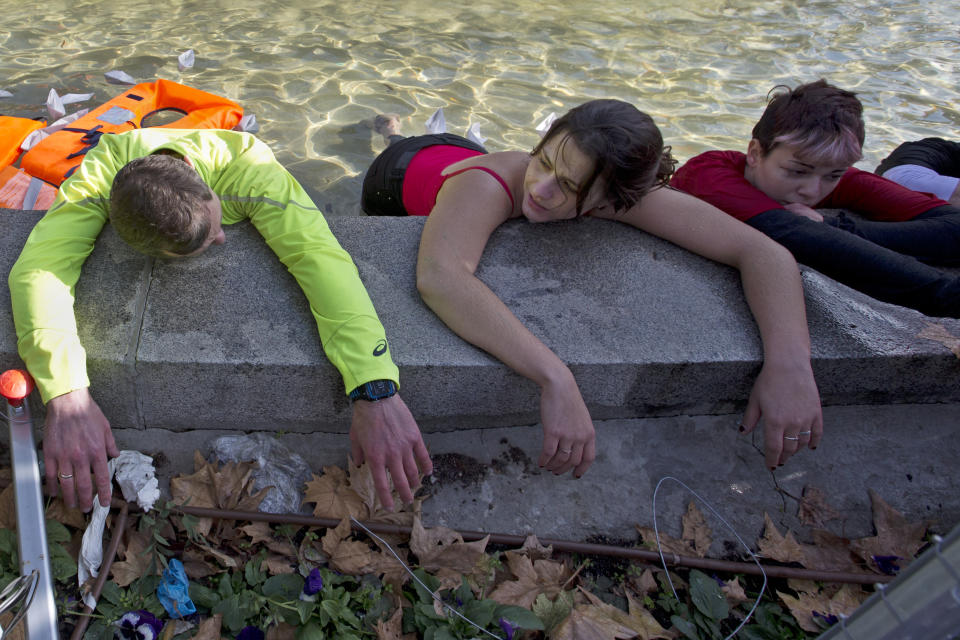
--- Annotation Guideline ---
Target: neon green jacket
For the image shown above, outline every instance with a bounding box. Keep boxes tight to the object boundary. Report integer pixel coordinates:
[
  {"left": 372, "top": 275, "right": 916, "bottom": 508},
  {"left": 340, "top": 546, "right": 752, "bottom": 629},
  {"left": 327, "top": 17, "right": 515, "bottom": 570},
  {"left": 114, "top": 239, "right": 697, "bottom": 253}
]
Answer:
[{"left": 8, "top": 129, "right": 399, "bottom": 403}]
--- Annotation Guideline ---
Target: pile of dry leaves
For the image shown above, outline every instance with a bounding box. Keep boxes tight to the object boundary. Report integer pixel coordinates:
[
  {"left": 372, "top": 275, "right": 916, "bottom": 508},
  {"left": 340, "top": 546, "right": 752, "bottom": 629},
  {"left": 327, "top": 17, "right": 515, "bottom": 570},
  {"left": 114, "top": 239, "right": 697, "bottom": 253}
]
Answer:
[{"left": 0, "top": 451, "right": 934, "bottom": 639}]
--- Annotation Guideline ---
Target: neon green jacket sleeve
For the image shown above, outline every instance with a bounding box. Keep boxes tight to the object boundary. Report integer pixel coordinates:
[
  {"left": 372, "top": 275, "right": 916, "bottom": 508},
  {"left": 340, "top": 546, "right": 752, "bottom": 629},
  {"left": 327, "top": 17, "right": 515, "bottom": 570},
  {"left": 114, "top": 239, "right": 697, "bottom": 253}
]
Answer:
[
  {"left": 8, "top": 133, "right": 129, "bottom": 403},
  {"left": 9, "top": 129, "right": 399, "bottom": 403},
  {"left": 193, "top": 132, "right": 400, "bottom": 394}
]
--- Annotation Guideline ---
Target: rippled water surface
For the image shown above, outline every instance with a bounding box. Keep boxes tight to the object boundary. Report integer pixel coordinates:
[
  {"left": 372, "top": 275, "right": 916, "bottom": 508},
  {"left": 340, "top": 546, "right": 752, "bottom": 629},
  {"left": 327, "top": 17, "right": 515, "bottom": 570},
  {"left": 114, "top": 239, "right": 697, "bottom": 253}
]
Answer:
[{"left": 2, "top": 0, "right": 957, "bottom": 214}]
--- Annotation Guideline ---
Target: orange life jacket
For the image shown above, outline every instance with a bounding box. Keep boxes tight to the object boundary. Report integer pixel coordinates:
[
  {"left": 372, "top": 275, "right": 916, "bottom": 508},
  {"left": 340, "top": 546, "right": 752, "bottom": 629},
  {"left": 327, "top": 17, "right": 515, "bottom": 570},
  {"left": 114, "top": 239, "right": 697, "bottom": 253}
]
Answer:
[
  {"left": 0, "top": 166, "right": 57, "bottom": 210},
  {"left": 0, "top": 115, "right": 46, "bottom": 169},
  {"left": 20, "top": 79, "right": 243, "bottom": 186}
]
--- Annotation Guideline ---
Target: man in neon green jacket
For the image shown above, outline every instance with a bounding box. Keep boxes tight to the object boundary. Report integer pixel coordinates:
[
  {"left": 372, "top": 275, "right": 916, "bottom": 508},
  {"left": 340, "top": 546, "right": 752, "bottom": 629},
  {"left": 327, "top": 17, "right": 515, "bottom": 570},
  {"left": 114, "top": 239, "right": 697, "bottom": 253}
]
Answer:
[{"left": 9, "top": 128, "right": 432, "bottom": 512}]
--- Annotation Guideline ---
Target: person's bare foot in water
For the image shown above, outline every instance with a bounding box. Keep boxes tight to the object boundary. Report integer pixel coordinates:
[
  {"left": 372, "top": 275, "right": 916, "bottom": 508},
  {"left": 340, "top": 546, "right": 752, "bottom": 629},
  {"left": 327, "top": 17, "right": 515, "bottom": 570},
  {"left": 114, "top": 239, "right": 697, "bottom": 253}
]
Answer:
[{"left": 373, "top": 114, "right": 402, "bottom": 145}]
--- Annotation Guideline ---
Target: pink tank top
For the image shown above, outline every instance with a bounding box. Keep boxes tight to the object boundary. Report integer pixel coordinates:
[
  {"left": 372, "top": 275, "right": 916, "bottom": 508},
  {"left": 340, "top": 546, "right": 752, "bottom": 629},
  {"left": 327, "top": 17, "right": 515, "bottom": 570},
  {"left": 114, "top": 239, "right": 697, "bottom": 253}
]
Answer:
[{"left": 401, "top": 145, "right": 515, "bottom": 216}]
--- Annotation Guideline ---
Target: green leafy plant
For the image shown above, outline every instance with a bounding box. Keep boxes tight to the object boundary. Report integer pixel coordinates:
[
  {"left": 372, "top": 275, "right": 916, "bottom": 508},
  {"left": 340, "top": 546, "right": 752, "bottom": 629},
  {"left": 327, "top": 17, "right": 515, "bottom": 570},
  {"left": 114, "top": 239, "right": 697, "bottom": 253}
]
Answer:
[
  {"left": 402, "top": 568, "right": 544, "bottom": 640},
  {"left": 657, "top": 570, "right": 814, "bottom": 640},
  {"left": 191, "top": 565, "right": 387, "bottom": 638}
]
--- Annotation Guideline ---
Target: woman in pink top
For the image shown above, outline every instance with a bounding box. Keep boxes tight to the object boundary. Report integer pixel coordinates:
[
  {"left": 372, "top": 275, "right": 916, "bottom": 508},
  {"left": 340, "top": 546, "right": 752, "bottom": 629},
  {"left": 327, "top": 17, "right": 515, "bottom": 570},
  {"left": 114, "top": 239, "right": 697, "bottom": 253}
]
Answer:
[{"left": 362, "top": 99, "right": 822, "bottom": 478}]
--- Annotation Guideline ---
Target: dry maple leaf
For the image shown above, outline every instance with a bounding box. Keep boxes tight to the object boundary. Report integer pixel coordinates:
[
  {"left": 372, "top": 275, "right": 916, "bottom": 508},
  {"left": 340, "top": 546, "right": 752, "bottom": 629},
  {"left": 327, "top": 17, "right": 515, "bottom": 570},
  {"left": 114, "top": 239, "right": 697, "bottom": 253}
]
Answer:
[
  {"left": 347, "top": 457, "right": 389, "bottom": 517},
  {"left": 240, "top": 521, "right": 274, "bottom": 545},
  {"left": 170, "top": 451, "right": 268, "bottom": 538},
  {"left": 368, "top": 545, "right": 413, "bottom": 594},
  {"left": 263, "top": 554, "right": 296, "bottom": 575},
  {"left": 681, "top": 501, "right": 712, "bottom": 557},
  {"left": 189, "top": 613, "right": 222, "bottom": 640},
  {"left": 376, "top": 607, "right": 404, "bottom": 640},
  {"left": 918, "top": 323, "right": 960, "bottom": 358},
  {"left": 302, "top": 468, "right": 367, "bottom": 521},
  {"left": 0, "top": 486, "right": 16, "bottom": 530},
  {"left": 265, "top": 622, "right": 297, "bottom": 639},
  {"left": 181, "top": 548, "right": 220, "bottom": 580},
  {"left": 194, "top": 541, "right": 239, "bottom": 570},
  {"left": 488, "top": 551, "right": 571, "bottom": 608},
  {"left": 777, "top": 583, "right": 869, "bottom": 633},
  {"left": 721, "top": 577, "right": 749, "bottom": 607},
  {"left": 552, "top": 587, "right": 668, "bottom": 640},
  {"left": 46, "top": 497, "right": 87, "bottom": 529},
  {"left": 798, "top": 486, "right": 842, "bottom": 528},
  {"left": 550, "top": 604, "right": 638, "bottom": 640},
  {"left": 636, "top": 525, "right": 697, "bottom": 557},
  {"left": 322, "top": 518, "right": 376, "bottom": 574},
  {"left": 801, "top": 529, "right": 870, "bottom": 574},
  {"left": 757, "top": 513, "right": 805, "bottom": 563},
  {"left": 516, "top": 534, "right": 554, "bottom": 560},
  {"left": 849, "top": 489, "right": 927, "bottom": 574},
  {"left": 409, "top": 516, "right": 490, "bottom": 577},
  {"left": 625, "top": 568, "right": 659, "bottom": 598},
  {"left": 111, "top": 528, "right": 154, "bottom": 587},
  {"left": 0, "top": 612, "right": 24, "bottom": 640}
]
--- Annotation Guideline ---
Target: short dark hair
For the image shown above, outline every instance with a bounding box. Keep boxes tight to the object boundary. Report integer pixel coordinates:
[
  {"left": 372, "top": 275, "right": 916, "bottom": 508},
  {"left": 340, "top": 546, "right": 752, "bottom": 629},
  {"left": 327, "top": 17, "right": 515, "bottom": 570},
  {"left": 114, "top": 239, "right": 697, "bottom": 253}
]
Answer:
[
  {"left": 532, "top": 99, "right": 676, "bottom": 214},
  {"left": 109, "top": 153, "right": 213, "bottom": 257},
  {"left": 751, "top": 79, "right": 864, "bottom": 165}
]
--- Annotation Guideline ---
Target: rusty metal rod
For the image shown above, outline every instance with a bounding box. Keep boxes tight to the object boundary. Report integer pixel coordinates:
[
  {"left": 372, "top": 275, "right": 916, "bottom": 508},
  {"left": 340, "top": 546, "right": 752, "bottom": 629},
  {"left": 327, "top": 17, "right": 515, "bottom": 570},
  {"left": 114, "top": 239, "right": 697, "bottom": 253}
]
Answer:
[
  {"left": 69, "top": 502, "right": 129, "bottom": 640},
  {"left": 172, "top": 504, "right": 890, "bottom": 585}
]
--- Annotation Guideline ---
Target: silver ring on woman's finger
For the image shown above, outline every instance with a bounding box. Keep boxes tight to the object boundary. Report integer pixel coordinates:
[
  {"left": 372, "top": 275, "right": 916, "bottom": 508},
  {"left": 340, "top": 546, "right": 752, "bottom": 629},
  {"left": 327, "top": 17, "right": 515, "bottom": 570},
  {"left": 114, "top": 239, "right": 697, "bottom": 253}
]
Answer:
[
  {"left": 58, "top": 472, "right": 74, "bottom": 479},
  {"left": 558, "top": 448, "right": 572, "bottom": 454},
  {"left": 799, "top": 430, "right": 812, "bottom": 435},
  {"left": 783, "top": 436, "right": 800, "bottom": 441}
]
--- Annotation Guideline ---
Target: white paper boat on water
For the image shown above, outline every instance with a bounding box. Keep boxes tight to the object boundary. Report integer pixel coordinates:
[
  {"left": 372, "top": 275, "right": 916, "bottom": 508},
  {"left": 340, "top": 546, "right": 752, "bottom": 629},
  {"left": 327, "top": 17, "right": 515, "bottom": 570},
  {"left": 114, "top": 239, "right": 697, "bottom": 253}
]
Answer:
[
  {"left": 178, "top": 49, "right": 195, "bottom": 71},
  {"left": 536, "top": 112, "right": 558, "bottom": 136},
  {"left": 465, "top": 123, "right": 487, "bottom": 146},
  {"left": 104, "top": 70, "right": 137, "bottom": 85},
  {"left": 425, "top": 107, "right": 446, "bottom": 134}
]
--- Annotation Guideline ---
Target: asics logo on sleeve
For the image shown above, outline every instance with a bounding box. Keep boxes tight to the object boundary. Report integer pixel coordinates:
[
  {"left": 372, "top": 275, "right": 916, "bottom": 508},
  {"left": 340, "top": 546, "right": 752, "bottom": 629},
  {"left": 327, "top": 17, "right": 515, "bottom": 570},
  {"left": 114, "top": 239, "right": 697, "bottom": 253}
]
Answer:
[{"left": 373, "top": 339, "right": 388, "bottom": 356}]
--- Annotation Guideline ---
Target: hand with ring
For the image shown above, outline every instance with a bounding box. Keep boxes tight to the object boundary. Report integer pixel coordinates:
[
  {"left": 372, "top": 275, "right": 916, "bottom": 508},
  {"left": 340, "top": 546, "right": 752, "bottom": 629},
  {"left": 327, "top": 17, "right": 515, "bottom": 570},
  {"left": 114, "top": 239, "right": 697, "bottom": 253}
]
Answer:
[
  {"left": 538, "top": 370, "right": 596, "bottom": 478},
  {"left": 43, "top": 388, "right": 119, "bottom": 511},
  {"left": 740, "top": 360, "right": 823, "bottom": 470}
]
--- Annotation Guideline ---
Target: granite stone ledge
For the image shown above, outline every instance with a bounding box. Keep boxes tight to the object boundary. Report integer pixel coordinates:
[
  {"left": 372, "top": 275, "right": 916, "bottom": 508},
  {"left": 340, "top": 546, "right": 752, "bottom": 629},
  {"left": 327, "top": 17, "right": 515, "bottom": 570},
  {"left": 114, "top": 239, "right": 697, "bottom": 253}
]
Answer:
[{"left": 1, "top": 209, "right": 958, "bottom": 433}]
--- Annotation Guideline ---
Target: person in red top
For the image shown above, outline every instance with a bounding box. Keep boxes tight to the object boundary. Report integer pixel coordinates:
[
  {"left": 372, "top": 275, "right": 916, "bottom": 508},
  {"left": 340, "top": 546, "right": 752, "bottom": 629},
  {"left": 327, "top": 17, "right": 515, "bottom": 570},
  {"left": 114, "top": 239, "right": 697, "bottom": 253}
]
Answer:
[{"left": 671, "top": 80, "right": 960, "bottom": 318}]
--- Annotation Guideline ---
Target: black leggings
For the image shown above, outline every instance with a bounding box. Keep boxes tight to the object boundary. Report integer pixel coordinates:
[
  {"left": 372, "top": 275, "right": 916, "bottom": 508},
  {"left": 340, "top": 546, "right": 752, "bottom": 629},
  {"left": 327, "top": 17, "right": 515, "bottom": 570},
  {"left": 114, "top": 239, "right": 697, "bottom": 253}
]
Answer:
[{"left": 747, "top": 206, "right": 960, "bottom": 318}]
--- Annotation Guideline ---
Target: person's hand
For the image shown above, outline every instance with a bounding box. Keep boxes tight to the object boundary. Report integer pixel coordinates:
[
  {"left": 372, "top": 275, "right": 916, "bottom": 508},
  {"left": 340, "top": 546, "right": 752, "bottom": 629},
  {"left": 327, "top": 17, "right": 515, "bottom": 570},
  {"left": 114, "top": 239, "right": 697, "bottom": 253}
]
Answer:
[
  {"left": 538, "top": 371, "right": 596, "bottom": 478},
  {"left": 741, "top": 361, "right": 822, "bottom": 470},
  {"left": 783, "top": 203, "right": 824, "bottom": 222},
  {"left": 43, "top": 388, "right": 120, "bottom": 511},
  {"left": 350, "top": 393, "right": 433, "bottom": 510}
]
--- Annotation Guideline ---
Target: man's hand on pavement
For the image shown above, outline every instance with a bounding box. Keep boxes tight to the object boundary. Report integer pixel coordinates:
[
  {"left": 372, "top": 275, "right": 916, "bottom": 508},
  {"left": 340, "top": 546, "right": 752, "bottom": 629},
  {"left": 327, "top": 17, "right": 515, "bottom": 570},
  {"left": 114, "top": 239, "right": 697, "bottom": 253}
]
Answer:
[
  {"left": 349, "top": 393, "right": 432, "bottom": 511},
  {"left": 43, "top": 388, "right": 119, "bottom": 511}
]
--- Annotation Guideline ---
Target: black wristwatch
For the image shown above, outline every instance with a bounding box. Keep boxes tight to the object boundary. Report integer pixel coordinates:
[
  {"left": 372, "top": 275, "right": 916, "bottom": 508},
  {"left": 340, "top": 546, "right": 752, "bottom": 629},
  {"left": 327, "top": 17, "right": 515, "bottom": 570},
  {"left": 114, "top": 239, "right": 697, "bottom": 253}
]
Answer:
[{"left": 349, "top": 379, "right": 398, "bottom": 402}]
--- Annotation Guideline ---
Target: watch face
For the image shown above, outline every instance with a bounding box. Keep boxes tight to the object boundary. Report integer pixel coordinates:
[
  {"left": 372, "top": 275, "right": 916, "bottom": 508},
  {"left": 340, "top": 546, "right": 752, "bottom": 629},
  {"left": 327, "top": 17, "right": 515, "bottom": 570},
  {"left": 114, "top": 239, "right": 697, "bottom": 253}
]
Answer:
[{"left": 368, "top": 380, "right": 392, "bottom": 397}]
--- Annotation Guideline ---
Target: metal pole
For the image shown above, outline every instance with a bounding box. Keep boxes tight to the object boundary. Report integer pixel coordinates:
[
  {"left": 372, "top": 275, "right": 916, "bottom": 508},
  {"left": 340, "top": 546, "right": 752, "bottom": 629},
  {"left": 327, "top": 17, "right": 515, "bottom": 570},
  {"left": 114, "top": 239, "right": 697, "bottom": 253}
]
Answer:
[{"left": 2, "top": 370, "right": 58, "bottom": 639}]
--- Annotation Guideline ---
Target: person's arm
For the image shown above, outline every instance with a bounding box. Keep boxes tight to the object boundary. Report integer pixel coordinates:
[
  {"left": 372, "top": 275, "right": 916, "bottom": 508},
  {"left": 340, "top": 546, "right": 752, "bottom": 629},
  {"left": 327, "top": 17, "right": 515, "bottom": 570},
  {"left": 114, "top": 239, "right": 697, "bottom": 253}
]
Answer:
[
  {"left": 229, "top": 138, "right": 431, "bottom": 508},
  {"left": 8, "top": 136, "right": 127, "bottom": 510},
  {"left": 594, "top": 188, "right": 822, "bottom": 468},
  {"left": 416, "top": 168, "right": 595, "bottom": 478}
]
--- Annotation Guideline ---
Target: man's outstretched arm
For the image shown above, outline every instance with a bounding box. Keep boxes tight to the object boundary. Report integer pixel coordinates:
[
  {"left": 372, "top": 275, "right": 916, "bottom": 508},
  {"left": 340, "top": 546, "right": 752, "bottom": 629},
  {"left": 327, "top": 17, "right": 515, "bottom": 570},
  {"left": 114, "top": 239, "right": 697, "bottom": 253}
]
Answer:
[
  {"left": 233, "top": 137, "right": 432, "bottom": 507},
  {"left": 8, "top": 137, "right": 126, "bottom": 509}
]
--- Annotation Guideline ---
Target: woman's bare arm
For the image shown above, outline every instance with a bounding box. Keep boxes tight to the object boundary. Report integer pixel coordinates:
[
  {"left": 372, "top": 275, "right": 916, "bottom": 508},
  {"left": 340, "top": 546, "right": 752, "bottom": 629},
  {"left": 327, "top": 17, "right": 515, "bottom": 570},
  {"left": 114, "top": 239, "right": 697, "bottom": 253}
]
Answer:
[
  {"left": 416, "top": 167, "right": 595, "bottom": 477},
  {"left": 594, "top": 187, "right": 822, "bottom": 468}
]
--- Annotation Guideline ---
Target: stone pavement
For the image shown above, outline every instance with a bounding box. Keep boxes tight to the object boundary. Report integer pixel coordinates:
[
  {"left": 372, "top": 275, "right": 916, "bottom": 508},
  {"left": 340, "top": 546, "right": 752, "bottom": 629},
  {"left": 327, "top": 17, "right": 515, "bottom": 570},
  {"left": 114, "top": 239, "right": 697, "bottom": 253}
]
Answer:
[{"left": 2, "top": 208, "right": 958, "bottom": 549}]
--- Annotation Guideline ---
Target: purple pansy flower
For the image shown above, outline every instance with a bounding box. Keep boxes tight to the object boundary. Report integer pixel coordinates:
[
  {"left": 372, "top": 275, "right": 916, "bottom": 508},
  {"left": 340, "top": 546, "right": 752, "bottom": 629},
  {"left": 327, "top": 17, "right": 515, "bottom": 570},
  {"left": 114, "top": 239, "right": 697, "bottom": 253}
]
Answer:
[
  {"left": 236, "top": 626, "right": 265, "bottom": 640},
  {"left": 813, "top": 610, "right": 839, "bottom": 625},
  {"left": 872, "top": 554, "right": 901, "bottom": 575},
  {"left": 114, "top": 609, "right": 164, "bottom": 640},
  {"left": 299, "top": 567, "right": 325, "bottom": 602},
  {"left": 498, "top": 617, "right": 515, "bottom": 640}
]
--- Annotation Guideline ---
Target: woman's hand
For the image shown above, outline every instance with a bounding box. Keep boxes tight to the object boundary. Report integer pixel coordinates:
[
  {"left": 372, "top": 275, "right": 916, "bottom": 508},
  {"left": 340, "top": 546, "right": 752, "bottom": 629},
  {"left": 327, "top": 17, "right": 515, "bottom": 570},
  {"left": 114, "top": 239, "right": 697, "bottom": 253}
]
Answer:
[
  {"left": 741, "top": 360, "right": 823, "bottom": 469},
  {"left": 538, "top": 370, "right": 596, "bottom": 478}
]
